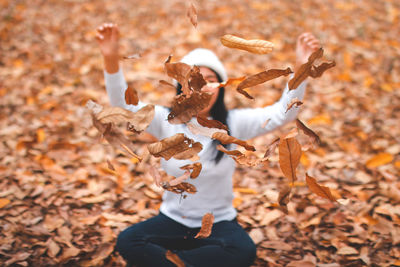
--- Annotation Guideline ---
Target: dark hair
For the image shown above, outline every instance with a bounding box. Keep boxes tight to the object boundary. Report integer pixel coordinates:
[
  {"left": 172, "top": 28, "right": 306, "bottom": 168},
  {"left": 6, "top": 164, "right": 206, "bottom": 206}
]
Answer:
[{"left": 176, "top": 69, "right": 229, "bottom": 163}]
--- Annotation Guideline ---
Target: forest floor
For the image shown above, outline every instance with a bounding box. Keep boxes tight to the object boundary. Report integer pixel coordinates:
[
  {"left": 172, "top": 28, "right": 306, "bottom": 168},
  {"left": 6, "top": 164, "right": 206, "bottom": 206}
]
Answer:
[{"left": 0, "top": 0, "right": 399, "bottom": 266}]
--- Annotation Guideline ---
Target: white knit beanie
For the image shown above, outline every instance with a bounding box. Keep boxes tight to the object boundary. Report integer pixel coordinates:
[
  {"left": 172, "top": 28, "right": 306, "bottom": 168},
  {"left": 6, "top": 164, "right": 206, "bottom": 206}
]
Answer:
[{"left": 179, "top": 48, "right": 228, "bottom": 83}]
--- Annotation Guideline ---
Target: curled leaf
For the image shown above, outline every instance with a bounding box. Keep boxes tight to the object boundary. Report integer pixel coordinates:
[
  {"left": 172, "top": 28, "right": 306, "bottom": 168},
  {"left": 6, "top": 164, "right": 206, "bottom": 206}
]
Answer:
[
  {"left": 195, "top": 213, "right": 214, "bottom": 239},
  {"left": 180, "top": 163, "right": 202, "bottom": 178},
  {"left": 168, "top": 91, "right": 212, "bottom": 124},
  {"left": 147, "top": 133, "right": 203, "bottom": 160},
  {"left": 279, "top": 137, "right": 301, "bottom": 184},
  {"left": 149, "top": 166, "right": 163, "bottom": 187},
  {"left": 236, "top": 68, "right": 293, "bottom": 99},
  {"left": 216, "top": 144, "right": 244, "bottom": 157},
  {"left": 165, "top": 59, "right": 192, "bottom": 95},
  {"left": 188, "top": 66, "right": 207, "bottom": 91},
  {"left": 212, "top": 132, "right": 255, "bottom": 151},
  {"left": 166, "top": 250, "right": 186, "bottom": 267},
  {"left": 186, "top": 2, "right": 198, "bottom": 28},
  {"left": 310, "top": 61, "right": 336, "bottom": 78},
  {"left": 197, "top": 114, "right": 228, "bottom": 131},
  {"left": 305, "top": 173, "right": 337, "bottom": 202},
  {"left": 296, "top": 119, "right": 320, "bottom": 145},
  {"left": 159, "top": 80, "right": 176, "bottom": 89},
  {"left": 263, "top": 137, "right": 280, "bottom": 158},
  {"left": 221, "top": 34, "right": 274, "bottom": 54},
  {"left": 187, "top": 122, "right": 227, "bottom": 138},
  {"left": 163, "top": 182, "right": 197, "bottom": 195}
]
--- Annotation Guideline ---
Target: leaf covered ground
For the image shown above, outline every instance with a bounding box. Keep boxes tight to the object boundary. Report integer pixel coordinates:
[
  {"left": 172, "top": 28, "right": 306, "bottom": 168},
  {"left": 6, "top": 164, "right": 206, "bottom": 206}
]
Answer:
[{"left": 0, "top": 0, "right": 399, "bottom": 266}]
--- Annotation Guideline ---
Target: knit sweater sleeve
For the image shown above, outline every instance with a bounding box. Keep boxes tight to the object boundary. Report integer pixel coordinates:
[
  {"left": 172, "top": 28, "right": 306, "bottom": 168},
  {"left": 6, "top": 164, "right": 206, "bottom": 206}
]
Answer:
[
  {"left": 104, "top": 68, "right": 170, "bottom": 140},
  {"left": 227, "top": 80, "right": 307, "bottom": 140}
]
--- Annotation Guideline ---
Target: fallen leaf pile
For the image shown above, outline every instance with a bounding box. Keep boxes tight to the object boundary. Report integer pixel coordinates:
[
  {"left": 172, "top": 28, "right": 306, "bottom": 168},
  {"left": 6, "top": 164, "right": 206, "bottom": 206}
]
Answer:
[{"left": 0, "top": 0, "right": 399, "bottom": 266}]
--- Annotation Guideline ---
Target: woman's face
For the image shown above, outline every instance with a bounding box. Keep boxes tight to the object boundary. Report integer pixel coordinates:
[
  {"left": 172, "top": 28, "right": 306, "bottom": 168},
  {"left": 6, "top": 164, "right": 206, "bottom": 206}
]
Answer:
[{"left": 199, "top": 66, "right": 220, "bottom": 116}]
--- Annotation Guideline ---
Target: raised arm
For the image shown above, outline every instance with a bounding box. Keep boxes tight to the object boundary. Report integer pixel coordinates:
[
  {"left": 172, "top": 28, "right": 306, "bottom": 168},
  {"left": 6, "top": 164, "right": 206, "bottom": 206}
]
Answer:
[
  {"left": 96, "top": 23, "right": 169, "bottom": 139},
  {"left": 228, "top": 33, "right": 321, "bottom": 140}
]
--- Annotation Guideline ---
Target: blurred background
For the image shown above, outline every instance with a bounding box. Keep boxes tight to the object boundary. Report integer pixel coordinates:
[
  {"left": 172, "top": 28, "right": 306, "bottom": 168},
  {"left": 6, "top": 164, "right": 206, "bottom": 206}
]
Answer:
[{"left": 0, "top": 0, "right": 399, "bottom": 266}]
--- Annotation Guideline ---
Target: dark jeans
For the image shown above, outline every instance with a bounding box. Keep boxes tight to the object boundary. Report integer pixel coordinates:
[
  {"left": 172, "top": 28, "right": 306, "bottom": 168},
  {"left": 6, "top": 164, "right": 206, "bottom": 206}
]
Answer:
[{"left": 116, "top": 212, "right": 256, "bottom": 267}]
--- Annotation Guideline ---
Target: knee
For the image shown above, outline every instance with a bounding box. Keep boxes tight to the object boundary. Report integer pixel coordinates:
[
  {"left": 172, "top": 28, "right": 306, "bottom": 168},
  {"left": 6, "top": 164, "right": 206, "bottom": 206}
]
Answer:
[
  {"left": 236, "top": 239, "right": 256, "bottom": 266},
  {"left": 115, "top": 226, "right": 143, "bottom": 257}
]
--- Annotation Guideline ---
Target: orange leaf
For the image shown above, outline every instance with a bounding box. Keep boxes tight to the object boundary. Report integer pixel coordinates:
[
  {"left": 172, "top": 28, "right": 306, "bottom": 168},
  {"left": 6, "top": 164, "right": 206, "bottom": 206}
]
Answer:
[
  {"left": 305, "top": 173, "right": 337, "bottom": 202},
  {"left": 296, "top": 119, "right": 320, "bottom": 145},
  {"left": 180, "top": 163, "right": 202, "bottom": 178},
  {"left": 166, "top": 250, "right": 186, "bottom": 267},
  {"left": 195, "top": 213, "right": 214, "bottom": 239},
  {"left": 366, "top": 153, "right": 393, "bottom": 168},
  {"left": 0, "top": 198, "right": 10, "bottom": 209},
  {"left": 216, "top": 144, "right": 244, "bottom": 157},
  {"left": 212, "top": 132, "right": 255, "bottom": 151},
  {"left": 279, "top": 137, "right": 301, "bottom": 184}
]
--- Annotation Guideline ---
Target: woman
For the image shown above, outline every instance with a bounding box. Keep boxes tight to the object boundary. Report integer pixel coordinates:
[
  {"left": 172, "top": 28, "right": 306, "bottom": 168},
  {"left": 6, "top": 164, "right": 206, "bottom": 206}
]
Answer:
[{"left": 96, "top": 23, "right": 320, "bottom": 267}]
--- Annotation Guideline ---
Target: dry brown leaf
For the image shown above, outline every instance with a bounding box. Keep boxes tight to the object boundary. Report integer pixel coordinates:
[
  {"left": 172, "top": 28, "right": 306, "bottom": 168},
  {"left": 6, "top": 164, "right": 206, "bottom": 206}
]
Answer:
[
  {"left": 263, "top": 137, "right": 280, "bottom": 159},
  {"left": 195, "top": 213, "right": 214, "bottom": 239},
  {"left": 221, "top": 34, "right": 274, "bottom": 54},
  {"left": 168, "top": 91, "right": 212, "bottom": 124},
  {"left": 147, "top": 133, "right": 203, "bottom": 160},
  {"left": 163, "top": 182, "right": 197, "bottom": 195},
  {"left": 168, "top": 171, "right": 190, "bottom": 186},
  {"left": 236, "top": 68, "right": 293, "bottom": 99},
  {"left": 286, "top": 98, "right": 303, "bottom": 113},
  {"left": 305, "top": 173, "right": 337, "bottom": 202},
  {"left": 212, "top": 132, "right": 255, "bottom": 151},
  {"left": 92, "top": 118, "right": 141, "bottom": 161},
  {"left": 234, "top": 154, "right": 261, "bottom": 166},
  {"left": 216, "top": 144, "right": 244, "bottom": 157},
  {"left": 296, "top": 119, "right": 320, "bottom": 145},
  {"left": 149, "top": 166, "right": 163, "bottom": 187},
  {"left": 310, "top": 61, "right": 336, "bottom": 78},
  {"left": 165, "top": 59, "right": 192, "bottom": 95},
  {"left": 166, "top": 250, "right": 186, "bottom": 267},
  {"left": 126, "top": 104, "right": 155, "bottom": 133},
  {"left": 188, "top": 66, "right": 207, "bottom": 91},
  {"left": 159, "top": 79, "right": 176, "bottom": 89},
  {"left": 196, "top": 114, "right": 228, "bottom": 131},
  {"left": 180, "top": 162, "right": 202, "bottom": 178},
  {"left": 186, "top": 2, "right": 198, "bottom": 28},
  {"left": 173, "top": 142, "right": 203, "bottom": 160},
  {"left": 289, "top": 48, "right": 335, "bottom": 90},
  {"left": 278, "top": 185, "right": 292, "bottom": 214},
  {"left": 187, "top": 122, "right": 227, "bottom": 138},
  {"left": 125, "top": 85, "right": 139, "bottom": 105},
  {"left": 279, "top": 137, "right": 301, "bottom": 184},
  {"left": 281, "top": 128, "right": 299, "bottom": 139}
]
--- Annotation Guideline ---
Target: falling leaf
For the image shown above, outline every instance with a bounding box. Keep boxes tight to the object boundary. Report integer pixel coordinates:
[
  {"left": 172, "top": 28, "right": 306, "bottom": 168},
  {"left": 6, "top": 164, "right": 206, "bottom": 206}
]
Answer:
[
  {"left": 216, "top": 144, "right": 244, "bottom": 157},
  {"left": 168, "top": 91, "right": 212, "bottom": 124},
  {"left": 305, "top": 173, "right": 337, "bottom": 202},
  {"left": 236, "top": 68, "right": 293, "bottom": 99},
  {"left": 180, "top": 163, "right": 202, "bottom": 178},
  {"left": 126, "top": 104, "right": 155, "bottom": 133},
  {"left": 196, "top": 114, "right": 228, "bottom": 131},
  {"left": 263, "top": 138, "right": 280, "bottom": 158},
  {"left": 125, "top": 85, "right": 139, "bottom": 105},
  {"left": 212, "top": 132, "right": 255, "bottom": 151},
  {"left": 366, "top": 152, "right": 393, "bottom": 168},
  {"left": 92, "top": 118, "right": 141, "bottom": 161},
  {"left": 279, "top": 137, "right": 301, "bottom": 184},
  {"left": 188, "top": 66, "right": 207, "bottom": 91},
  {"left": 187, "top": 122, "right": 227, "bottom": 138},
  {"left": 286, "top": 98, "right": 303, "bottom": 113},
  {"left": 296, "top": 119, "right": 320, "bottom": 145},
  {"left": 186, "top": 2, "right": 198, "bottom": 28},
  {"left": 289, "top": 48, "right": 335, "bottom": 90},
  {"left": 195, "top": 213, "right": 214, "bottom": 238},
  {"left": 310, "top": 61, "right": 336, "bottom": 78},
  {"left": 147, "top": 133, "right": 203, "bottom": 160},
  {"left": 159, "top": 79, "right": 176, "bottom": 89},
  {"left": 166, "top": 250, "right": 186, "bottom": 267},
  {"left": 150, "top": 166, "right": 163, "bottom": 187},
  {"left": 163, "top": 182, "right": 197, "bottom": 195},
  {"left": 221, "top": 34, "right": 274, "bottom": 54},
  {"left": 164, "top": 59, "right": 192, "bottom": 95}
]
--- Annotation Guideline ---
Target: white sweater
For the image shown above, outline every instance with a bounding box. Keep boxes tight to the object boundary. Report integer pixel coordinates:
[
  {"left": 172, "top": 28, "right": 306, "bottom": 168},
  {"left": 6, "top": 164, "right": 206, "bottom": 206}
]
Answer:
[{"left": 105, "top": 69, "right": 306, "bottom": 227}]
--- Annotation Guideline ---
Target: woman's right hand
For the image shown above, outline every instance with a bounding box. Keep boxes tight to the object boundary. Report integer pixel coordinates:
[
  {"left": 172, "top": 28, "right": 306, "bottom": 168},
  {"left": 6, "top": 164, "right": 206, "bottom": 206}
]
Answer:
[{"left": 96, "top": 23, "right": 120, "bottom": 73}]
